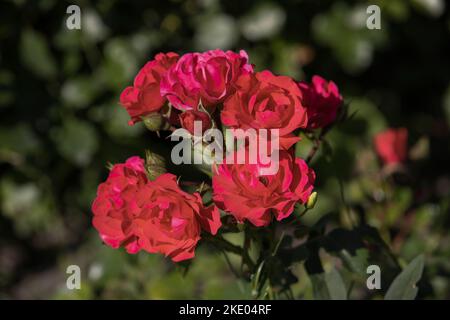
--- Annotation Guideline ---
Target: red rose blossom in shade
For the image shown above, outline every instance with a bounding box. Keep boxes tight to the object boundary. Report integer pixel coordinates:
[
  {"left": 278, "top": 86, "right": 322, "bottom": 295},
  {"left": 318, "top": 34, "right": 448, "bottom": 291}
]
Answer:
[
  {"left": 221, "top": 71, "right": 308, "bottom": 150},
  {"left": 179, "top": 110, "right": 212, "bottom": 135},
  {"left": 160, "top": 49, "right": 253, "bottom": 111},
  {"left": 91, "top": 156, "right": 221, "bottom": 262},
  {"left": 297, "top": 75, "right": 343, "bottom": 129},
  {"left": 373, "top": 128, "right": 408, "bottom": 165},
  {"left": 120, "top": 52, "right": 179, "bottom": 125},
  {"left": 212, "top": 150, "right": 315, "bottom": 227}
]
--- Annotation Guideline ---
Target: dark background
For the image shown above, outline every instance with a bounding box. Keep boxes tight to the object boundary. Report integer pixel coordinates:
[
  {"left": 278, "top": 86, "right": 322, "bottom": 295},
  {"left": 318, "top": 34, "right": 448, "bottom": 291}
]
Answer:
[{"left": 0, "top": 0, "right": 449, "bottom": 299}]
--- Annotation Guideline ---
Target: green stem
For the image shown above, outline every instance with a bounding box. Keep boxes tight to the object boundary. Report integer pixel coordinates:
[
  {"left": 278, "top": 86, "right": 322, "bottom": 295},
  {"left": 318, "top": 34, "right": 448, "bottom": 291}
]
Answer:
[
  {"left": 305, "top": 128, "right": 328, "bottom": 164},
  {"left": 205, "top": 234, "right": 255, "bottom": 272}
]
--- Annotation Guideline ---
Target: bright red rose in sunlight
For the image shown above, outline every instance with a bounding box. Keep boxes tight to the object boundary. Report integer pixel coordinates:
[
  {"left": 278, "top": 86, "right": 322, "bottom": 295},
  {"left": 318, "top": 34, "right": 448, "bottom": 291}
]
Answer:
[
  {"left": 374, "top": 128, "right": 408, "bottom": 165},
  {"left": 120, "top": 52, "right": 179, "bottom": 125},
  {"left": 92, "top": 157, "right": 221, "bottom": 262},
  {"left": 212, "top": 151, "right": 315, "bottom": 227},
  {"left": 160, "top": 49, "right": 253, "bottom": 111},
  {"left": 179, "top": 110, "right": 212, "bottom": 135},
  {"left": 221, "top": 71, "right": 308, "bottom": 150},
  {"left": 298, "top": 75, "right": 343, "bottom": 129}
]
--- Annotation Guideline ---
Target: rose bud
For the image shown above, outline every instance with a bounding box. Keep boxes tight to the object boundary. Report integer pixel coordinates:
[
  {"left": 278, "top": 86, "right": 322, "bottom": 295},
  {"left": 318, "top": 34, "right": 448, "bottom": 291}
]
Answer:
[
  {"left": 179, "top": 110, "right": 212, "bottom": 135},
  {"left": 306, "top": 191, "right": 318, "bottom": 209},
  {"left": 142, "top": 112, "right": 168, "bottom": 132},
  {"left": 145, "top": 150, "right": 166, "bottom": 180}
]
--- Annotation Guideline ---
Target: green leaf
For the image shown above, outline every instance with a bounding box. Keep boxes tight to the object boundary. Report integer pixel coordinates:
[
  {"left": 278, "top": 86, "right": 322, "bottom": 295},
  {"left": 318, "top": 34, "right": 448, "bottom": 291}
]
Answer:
[
  {"left": 195, "top": 14, "right": 238, "bottom": 51},
  {"left": 101, "top": 38, "right": 138, "bottom": 88},
  {"left": 325, "top": 267, "right": 348, "bottom": 300},
  {"left": 21, "top": 29, "right": 57, "bottom": 79},
  {"left": 61, "top": 76, "right": 99, "bottom": 109},
  {"left": 385, "top": 254, "right": 425, "bottom": 300},
  {"left": 294, "top": 132, "right": 313, "bottom": 159},
  {"left": 0, "top": 178, "right": 56, "bottom": 236},
  {"left": 241, "top": 3, "right": 286, "bottom": 41},
  {"left": 310, "top": 273, "right": 329, "bottom": 300},
  {"left": 339, "top": 248, "right": 369, "bottom": 275},
  {"left": 52, "top": 117, "right": 99, "bottom": 167},
  {"left": 311, "top": 267, "right": 347, "bottom": 300},
  {"left": 0, "top": 124, "right": 41, "bottom": 156}
]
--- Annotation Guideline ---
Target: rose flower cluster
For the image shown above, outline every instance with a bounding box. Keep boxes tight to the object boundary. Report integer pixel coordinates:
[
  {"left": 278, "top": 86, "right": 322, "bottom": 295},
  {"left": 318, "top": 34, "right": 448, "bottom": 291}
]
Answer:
[{"left": 92, "top": 49, "right": 343, "bottom": 262}]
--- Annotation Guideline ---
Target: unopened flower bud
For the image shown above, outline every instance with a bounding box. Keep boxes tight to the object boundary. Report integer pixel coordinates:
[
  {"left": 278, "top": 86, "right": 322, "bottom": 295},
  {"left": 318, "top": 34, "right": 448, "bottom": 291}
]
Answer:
[
  {"left": 142, "top": 112, "right": 167, "bottom": 131},
  {"left": 145, "top": 150, "right": 166, "bottom": 180},
  {"left": 179, "top": 110, "right": 212, "bottom": 136},
  {"left": 306, "top": 191, "right": 318, "bottom": 209}
]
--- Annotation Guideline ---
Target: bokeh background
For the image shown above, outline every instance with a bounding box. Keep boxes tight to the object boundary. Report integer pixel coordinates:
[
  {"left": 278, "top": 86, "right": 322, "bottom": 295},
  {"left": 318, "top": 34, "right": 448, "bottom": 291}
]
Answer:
[{"left": 0, "top": 0, "right": 449, "bottom": 299}]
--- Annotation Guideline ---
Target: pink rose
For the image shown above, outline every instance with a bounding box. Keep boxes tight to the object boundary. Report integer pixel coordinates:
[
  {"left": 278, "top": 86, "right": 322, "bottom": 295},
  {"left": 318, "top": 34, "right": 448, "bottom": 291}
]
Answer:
[
  {"left": 298, "top": 75, "right": 343, "bottom": 129},
  {"left": 120, "top": 52, "right": 179, "bottom": 125},
  {"left": 160, "top": 49, "right": 253, "bottom": 111},
  {"left": 221, "top": 71, "right": 308, "bottom": 150},
  {"left": 212, "top": 151, "right": 315, "bottom": 227},
  {"left": 92, "top": 156, "right": 221, "bottom": 262},
  {"left": 374, "top": 128, "right": 408, "bottom": 165}
]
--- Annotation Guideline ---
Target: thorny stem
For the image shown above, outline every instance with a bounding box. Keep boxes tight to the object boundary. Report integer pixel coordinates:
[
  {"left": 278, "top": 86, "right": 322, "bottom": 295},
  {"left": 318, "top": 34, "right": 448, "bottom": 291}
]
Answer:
[
  {"left": 204, "top": 234, "right": 256, "bottom": 272},
  {"left": 242, "top": 229, "right": 251, "bottom": 273},
  {"left": 305, "top": 103, "right": 348, "bottom": 164},
  {"left": 272, "top": 231, "right": 285, "bottom": 257},
  {"left": 347, "top": 280, "right": 355, "bottom": 298},
  {"left": 305, "top": 128, "right": 328, "bottom": 164},
  {"left": 221, "top": 251, "right": 241, "bottom": 279}
]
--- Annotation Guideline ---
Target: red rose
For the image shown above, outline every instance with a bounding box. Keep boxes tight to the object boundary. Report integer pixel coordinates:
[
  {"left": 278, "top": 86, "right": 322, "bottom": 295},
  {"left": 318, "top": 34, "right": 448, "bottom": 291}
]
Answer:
[
  {"left": 298, "top": 75, "right": 343, "bottom": 129},
  {"left": 374, "top": 128, "right": 408, "bottom": 165},
  {"left": 120, "top": 52, "right": 179, "bottom": 125},
  {"left": 212, "top": 150, "right": 315, "bottom": 227},
  {"left": 160, "top": 49, "right": 253, "bottom": 111},
  {"left": 221, "top": 71, "right": 308, "bottom": 150},
  {"left": 92, "top": 156, "right": 221, "bottom": 262},
  {"left": 179, "top": 110, "right": 212, "bottom": 135}
]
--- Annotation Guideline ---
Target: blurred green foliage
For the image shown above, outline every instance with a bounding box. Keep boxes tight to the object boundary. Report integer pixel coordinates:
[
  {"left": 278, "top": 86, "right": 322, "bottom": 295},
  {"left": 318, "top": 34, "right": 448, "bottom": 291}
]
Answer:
[{"left": 0, "top": 0, "right": 449, "bottom": 299}]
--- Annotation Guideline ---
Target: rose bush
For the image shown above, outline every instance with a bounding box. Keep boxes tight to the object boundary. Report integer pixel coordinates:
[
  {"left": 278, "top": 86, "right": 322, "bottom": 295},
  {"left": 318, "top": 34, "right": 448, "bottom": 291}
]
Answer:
[
  {"left": 96, "top": 49, "right": 332, "bottom": 264},
  {"left": 92, "top": 49, "right": 362, "bottom": 298}
]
